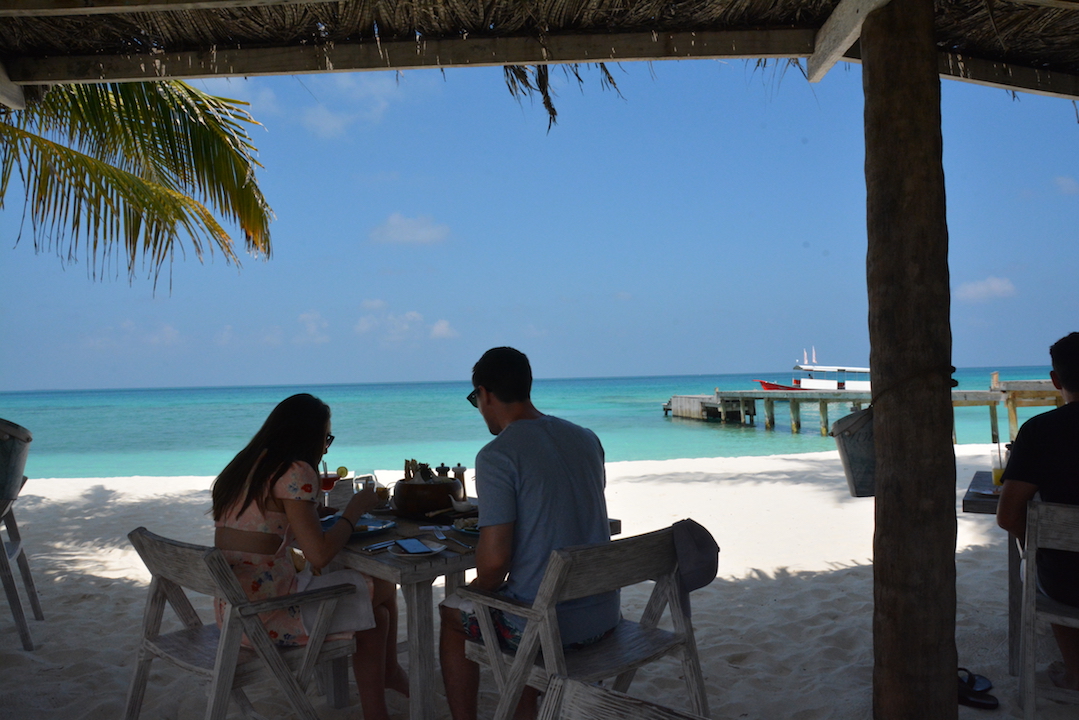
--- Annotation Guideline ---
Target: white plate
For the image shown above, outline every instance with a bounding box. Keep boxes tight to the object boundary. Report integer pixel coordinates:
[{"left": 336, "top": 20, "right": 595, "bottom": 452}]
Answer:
[{"left": 388, "top": 540, "right": 445, "bottom": 558}]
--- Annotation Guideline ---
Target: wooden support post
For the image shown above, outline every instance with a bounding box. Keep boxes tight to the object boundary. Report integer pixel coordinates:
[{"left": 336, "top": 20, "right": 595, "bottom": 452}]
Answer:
[
  {"left": 819, "top": 401, "right": 830, "bottom": 436},
  {"left": 738, "top": 398, "right": 747, "bottom": 425},
  {"left": 719, "top": 396, "right": 728, "bottom": 423},
  {"left": 764, "top": 398, "right": 775, "bottom": 429},
  {"left": 863, "top": 0, "right": 958, "bottom": 717},
  {"left": 790, "top": 400, "right": 801, "bottom": 434},
  {"left": 1006, "top": 394, "right": 1019, "bottom": 441},
  {"left": 989, "top": 403, "right": 999, "bottom": 444}
]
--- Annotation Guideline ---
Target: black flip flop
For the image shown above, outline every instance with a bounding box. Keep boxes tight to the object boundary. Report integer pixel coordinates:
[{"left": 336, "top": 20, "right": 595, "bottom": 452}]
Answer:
[
  {"left": 958, "top": 677, "right": 999, "bottom": 710},
  {"left": 959, "top": 667, "right": 993, "bottom": 694}
]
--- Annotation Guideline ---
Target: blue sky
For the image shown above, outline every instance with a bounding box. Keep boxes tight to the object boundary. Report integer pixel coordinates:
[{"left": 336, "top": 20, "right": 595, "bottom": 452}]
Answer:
[{"left": 1, "top": 59, "right": 1077, "bottom": 391}]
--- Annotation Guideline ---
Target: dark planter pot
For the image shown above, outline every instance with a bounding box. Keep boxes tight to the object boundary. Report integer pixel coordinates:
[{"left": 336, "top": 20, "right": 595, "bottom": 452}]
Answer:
[{"left": 0, "top": 419, "right": 32, "bottom": 502}]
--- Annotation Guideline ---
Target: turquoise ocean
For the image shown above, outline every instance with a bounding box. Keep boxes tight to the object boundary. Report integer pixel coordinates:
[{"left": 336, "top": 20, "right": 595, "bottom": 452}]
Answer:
[{"left": 0, "top": 366, "right": 1053, "bottom": 480}]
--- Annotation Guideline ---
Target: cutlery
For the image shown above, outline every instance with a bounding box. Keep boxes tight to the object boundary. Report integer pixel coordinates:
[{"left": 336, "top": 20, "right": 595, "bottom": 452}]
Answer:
[
  {"left": 362, "top": 539, "right": 397, "bottom": 552},
  {"left": 423, "top": 526, "right": 473, "bottom": 550}
]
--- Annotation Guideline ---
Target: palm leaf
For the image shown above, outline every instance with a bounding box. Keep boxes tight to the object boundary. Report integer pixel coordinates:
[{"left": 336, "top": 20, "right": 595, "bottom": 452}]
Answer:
[
  {"left": 1, "top": 119, "right": 233, "bottom": 282},
  {"left": 1, "top": 81, "right": 273, "bottom": 282}
]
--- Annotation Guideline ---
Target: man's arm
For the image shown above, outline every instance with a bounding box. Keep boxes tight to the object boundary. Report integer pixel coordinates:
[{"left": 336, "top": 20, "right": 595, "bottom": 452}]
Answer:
[
  {"left": 472, "top": 522, "right": 514, "bottom": 592},
  {"left": 997, "top": 479, "right": 1039, "bottom": 545}
]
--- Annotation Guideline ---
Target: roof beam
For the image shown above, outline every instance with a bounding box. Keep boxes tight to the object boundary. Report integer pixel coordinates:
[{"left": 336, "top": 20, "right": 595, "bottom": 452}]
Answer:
[
  {"left": 843, "top": 43, "right": 1079, "bottom": 100},
  {"left": 936, "top": 52, "right": 1079, "bottom": 100},
  {"left": 0, "top": 61, "right": 26, "bottom": 109},
  {"left": 808, "top": 0, "right": 891, "bottom": 82},
  {"left": 0, "top": 0, "right": 336, "bottom": 16},
  {"left": 4, "top": 29, "right": 817, "bottom": 84},
  {"left": 5, "top": 27, "right": 1078, "bottom": 101}
]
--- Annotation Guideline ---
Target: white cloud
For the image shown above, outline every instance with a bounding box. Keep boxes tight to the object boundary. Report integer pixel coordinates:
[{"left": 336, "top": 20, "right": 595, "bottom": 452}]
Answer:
[
  {"left": 430, "top": 319, "right": 459, "bottom": 339},
  {"left": 955, "top": 276, "right": 1017, "bottom": 303},
  {"left": 1054, "top": 176, "right": 1079, "bottom": 195},
  {"left": 295, "top": 312, "right": 330, "bottom": 344},
  {"left": 147, "top": 324, "right": 181, "bottom": 346},
  {"left": 215, "top": 325, "right": 233, "bottom": 346},
  {"left": 614, "top": 291, "right": 633, "bottom": 301},
  {"left": 386, "top": 311, "right": 424, "bottom": 341},
  {"left": 361, "top": 299, "right": 386, "bottom": 310},
  {"left": 370, "top": 213, "right": 449, "bottom": 245},
  {"left": 262, "top": 327, "right": 284, "bottom": 346},
  {"left": 301, "top": 105, "right": 353, "bottom": 139},
  {"left": 354, "top": 316, "right": 378, "bottom": 334},
  {"left": 330, "top": 74, "right": 404, "bottom": 122}
]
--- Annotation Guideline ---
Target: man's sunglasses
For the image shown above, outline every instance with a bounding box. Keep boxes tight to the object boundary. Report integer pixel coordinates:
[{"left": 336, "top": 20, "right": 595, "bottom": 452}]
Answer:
[{"left": 466, "top": 388, "right": 479, "bottom": 408}]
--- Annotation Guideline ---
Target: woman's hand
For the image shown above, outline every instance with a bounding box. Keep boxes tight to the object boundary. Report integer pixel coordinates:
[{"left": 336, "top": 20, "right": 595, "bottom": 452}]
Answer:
[{"left": 345, "top": 486, "right": 379, "bottom": 519}]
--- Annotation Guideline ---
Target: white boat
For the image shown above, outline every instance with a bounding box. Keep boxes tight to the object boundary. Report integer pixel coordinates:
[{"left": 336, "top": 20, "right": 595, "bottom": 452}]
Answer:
[
  {"left": 755, "top": 348, "right": 871, "bottom": 391},
  {"left": 791, "top": 363, "right": 871, "bottom": 391}
]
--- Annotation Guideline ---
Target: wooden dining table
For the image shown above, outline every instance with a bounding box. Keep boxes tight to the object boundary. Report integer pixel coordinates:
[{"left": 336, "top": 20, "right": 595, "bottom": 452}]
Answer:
[
  {"left": 961, "top": 470, "right": 1021, "bottom": 676},
  {"left": 331, "top": 512, "right": 622, "bottom": 720}
]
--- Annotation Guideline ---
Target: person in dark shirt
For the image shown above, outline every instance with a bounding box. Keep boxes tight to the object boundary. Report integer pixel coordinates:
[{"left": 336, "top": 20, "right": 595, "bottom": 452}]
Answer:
[{"left": 997, "top": 332, "right": 1079, "bottom": 690}]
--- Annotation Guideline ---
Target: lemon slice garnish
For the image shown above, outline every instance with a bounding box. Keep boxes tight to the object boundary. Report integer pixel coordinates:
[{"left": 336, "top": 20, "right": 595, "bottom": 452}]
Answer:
[{"left": 336, "top": 465, "right": 348, "bottom": 478}]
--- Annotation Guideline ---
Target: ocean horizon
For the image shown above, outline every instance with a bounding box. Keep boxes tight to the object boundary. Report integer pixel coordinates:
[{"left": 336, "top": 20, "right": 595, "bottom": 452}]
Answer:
[{"left": 1, "top": 365, "right": 1053, "bottom": 480}]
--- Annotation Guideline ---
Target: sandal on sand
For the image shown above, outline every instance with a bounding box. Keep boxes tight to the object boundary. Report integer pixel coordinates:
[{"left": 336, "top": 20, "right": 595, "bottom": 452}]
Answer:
[
  {"left": 958, "top": 678, "right": 999, "bottom": 710},
  {"left": 959, "top": 667, "right": 993, "bottom": 694}
]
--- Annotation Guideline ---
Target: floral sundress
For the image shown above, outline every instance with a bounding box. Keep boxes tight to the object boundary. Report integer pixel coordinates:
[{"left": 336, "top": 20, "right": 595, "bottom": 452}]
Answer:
[{"left": 213, "top": 461, "right": 319, "bottom": 646}]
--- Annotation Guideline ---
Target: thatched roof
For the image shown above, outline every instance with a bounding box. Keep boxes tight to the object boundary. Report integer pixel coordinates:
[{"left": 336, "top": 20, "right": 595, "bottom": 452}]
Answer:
[{"left": 1, "top": 0, "right": 1078, "bottom": 103}]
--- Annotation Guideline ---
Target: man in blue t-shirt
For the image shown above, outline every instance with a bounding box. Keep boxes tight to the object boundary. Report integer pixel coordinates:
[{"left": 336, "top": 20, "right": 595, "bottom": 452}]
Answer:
[
  {"left": 439, "top": 347, "right": 620, "bottom": 720},
  {"left": 997, "top": 332, "right": 1079, "bottom": 691}
]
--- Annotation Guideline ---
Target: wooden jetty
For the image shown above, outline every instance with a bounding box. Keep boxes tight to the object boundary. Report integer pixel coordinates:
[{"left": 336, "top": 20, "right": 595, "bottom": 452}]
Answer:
[{"left": 663, "top": 373, "right": 1061, "bottom": 440}]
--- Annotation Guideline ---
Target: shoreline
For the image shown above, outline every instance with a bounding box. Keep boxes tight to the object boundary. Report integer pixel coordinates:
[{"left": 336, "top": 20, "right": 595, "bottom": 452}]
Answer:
[{"left": 4, "top": 444, "right": 1070, "bottom": 718}]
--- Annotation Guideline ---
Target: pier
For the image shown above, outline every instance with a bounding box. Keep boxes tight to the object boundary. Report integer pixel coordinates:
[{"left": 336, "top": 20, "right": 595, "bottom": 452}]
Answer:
[{"left": 663, "top": 374, "right": 1062, "bottom": 440}]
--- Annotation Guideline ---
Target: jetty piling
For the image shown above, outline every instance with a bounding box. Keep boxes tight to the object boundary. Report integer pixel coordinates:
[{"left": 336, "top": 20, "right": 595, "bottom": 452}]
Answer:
[{"left": 663, "top": 376, "right": 1063, "bottom": 441}]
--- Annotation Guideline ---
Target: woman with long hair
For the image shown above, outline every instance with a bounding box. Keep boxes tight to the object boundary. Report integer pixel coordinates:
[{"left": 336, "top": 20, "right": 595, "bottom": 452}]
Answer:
[{"left": 211, "top": 393, "right": 407, "bottom": 720}]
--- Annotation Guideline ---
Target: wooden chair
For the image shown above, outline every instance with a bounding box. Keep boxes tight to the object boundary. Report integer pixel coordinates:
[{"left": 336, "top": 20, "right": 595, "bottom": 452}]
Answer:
[
  {"left": 458, "top": 525, "right": 711, "bottom": 720},
  {"left": 1020, "top": 501, "right": 1079, "bottom": 720},
  {"left": 1, "top": 477, "right": 45, "bottom": 651},
  {"left": 538, "top": 676, "right": 708, "bottom": 720},
  {"left": 124, "top": 527, "right": 356, "bottom": 720}
]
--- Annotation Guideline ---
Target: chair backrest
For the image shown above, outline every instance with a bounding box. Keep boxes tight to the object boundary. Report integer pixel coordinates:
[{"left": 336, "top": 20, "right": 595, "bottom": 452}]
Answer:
[
  {"left": 537, "top": 526, "right": 677, "bottom": 606},
  {"left": 1026, "top": 501, "right": 1079, "bottom": 554},
  {"left": 128, "top": 526, "right": 241, "bottom": 602}
]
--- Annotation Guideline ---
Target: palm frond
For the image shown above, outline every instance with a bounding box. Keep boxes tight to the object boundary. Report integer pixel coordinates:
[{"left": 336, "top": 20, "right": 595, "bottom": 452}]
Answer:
[
  {"left": 1, "top": 120, "right": 233, "bottom": 284},
  {"left": 1, "top": 81, "right": 273, "bottom": 282}
]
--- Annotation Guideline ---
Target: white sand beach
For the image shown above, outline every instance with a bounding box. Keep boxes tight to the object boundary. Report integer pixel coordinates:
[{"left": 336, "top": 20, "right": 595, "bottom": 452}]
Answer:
[{"left": 0, "top": 444, "right": 1074, "bottom": 719}]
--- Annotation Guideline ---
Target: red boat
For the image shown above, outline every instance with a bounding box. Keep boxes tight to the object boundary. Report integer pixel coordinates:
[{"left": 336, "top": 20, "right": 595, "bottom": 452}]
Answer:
[{"left": 754, "top": 379, "right": 804, "bottom": 391}]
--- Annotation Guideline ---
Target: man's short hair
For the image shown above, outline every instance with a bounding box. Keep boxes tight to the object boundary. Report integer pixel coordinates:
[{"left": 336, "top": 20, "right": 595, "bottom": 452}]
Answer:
[
  {"left": 1050, "top": 332, "right": 1079, "bottom": 392},
  {"left": 473, "top": 347, "right": 532, "bottom": 403}
]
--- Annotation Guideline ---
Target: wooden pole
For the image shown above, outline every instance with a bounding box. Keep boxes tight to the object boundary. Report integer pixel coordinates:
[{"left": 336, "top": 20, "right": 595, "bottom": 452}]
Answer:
[
  {"left": 764, "top": 398, "right": 775, "bottom": 429},
  {"left": 862, "top": 1, "right": 958, "bottom": 718},
  {"left": 819, "top": 401, "right": 830, "bottom": 436},
  {"left": 790, "top": 400, "right": 801, "bottom": 434}
]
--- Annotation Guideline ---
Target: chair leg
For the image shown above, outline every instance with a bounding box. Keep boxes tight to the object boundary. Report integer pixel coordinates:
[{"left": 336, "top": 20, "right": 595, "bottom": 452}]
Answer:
[
  {"left": 0, "top": 547, "right": 34, "bottom": 651},
  {"left": 611, "top": 668, "right": 636, "bottom": 694},
  {"left": 122, "top": 648, "right": 155, "bottom": 720},
  {"left": 319, "top": 656, "right": 350, "bottom": 709},
  {"left": 1021, "top": 618, "right": 1037, "bottom": 720},
  {"left": 231, "top": 689, "right": 271, "bottom": 720},
  {"left": 15, "top": 551, "right": 44, "bottom": 621},
  {"left": 680, "top": 651, "right": 709, "bottom": 718}
]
